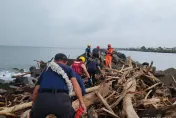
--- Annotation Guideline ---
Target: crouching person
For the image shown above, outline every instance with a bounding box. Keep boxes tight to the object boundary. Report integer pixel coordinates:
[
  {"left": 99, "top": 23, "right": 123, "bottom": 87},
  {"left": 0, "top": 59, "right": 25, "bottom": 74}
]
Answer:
[
  {"left": 30, "top": 53, "right": 86, "bottom": 118},
  {"left": 71, "top": 56, "right": 91, "bottom": 96}
]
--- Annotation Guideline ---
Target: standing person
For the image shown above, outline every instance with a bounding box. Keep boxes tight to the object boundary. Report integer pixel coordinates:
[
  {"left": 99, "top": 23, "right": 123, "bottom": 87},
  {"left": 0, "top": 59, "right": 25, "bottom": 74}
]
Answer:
[
  {"left": 92, "top": 46, "right": 102, "bottom": 68},
  {"left": 30, "top": 53, "right": 86, "bottom": 118},
  {"left": 85, "top": 44, "right": 91, "bottom": 60},
  {"left": 105, "top": 44, "right": 114, "bottom": 68},
  {"left": 71, "top": 56, "right": 90, "bottom": 96},
  {"left": 92, "top": 46, "right": 101, "bottom": 59},
  {"left": 87, "top": 56, "right": 102, "bottom": 86}
]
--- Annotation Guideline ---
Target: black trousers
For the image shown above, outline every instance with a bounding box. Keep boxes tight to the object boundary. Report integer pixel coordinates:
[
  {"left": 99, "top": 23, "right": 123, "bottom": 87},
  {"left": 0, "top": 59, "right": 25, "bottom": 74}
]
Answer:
[
  {"left": 30, "top": 92, "right": 75, "bottom": 118},
  {"left": 88, "top": 68, "right": 96, "bottom": 85}
]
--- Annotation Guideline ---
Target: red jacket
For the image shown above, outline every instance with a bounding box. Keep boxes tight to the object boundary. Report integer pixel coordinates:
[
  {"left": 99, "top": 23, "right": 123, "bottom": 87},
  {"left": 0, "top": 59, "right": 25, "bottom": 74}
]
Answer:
[{"left": 71, "top": 61, "right": 83, "bottom": 75}]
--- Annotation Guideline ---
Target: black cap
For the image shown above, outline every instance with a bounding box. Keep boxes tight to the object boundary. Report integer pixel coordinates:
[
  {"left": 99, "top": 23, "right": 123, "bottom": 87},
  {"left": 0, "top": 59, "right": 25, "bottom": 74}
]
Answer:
[{"left": 54, "top": 53, "right": 68, "bottom": 61}]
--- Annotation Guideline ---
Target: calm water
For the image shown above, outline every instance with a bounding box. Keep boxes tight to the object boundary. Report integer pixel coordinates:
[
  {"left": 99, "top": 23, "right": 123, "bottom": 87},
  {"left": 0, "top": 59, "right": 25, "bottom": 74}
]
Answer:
[
  {"left": 120, "top": 50, "right": 176, "bottom": 70},
  {"left": 0, "top": 46, "right": 176, "bottom": 80},
  {"left": 0, "top": 46, "right": 84, "bottom": 69}
]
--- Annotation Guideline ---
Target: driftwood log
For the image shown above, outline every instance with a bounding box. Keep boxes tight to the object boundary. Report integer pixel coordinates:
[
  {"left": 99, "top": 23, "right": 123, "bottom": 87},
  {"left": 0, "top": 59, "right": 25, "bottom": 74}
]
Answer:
[
  {"left": 123, "top": 72, "right": 142, "bottom": 118},
  {"left": 73, "top": 83, "right": 111, "bottom": 110}
]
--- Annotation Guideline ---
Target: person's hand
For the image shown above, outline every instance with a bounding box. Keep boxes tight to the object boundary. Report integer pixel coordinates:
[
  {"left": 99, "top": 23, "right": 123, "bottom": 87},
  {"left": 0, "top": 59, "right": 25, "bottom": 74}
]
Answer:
[{"left": 80, "top": 103, "right": 87, "bottom": 114}]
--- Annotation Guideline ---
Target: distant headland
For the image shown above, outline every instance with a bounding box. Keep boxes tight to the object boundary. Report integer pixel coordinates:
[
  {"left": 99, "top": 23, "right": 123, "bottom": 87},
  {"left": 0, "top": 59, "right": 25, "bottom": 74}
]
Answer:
[{"left": 117, "top": 46, "right": 176, "bottom": 53}]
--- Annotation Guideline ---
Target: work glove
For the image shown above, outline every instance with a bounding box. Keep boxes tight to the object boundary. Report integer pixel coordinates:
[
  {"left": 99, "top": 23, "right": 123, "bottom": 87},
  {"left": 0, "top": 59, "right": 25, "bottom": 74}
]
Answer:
[{"left": 75, "top": 103, "right": 87, "bottom": 118}]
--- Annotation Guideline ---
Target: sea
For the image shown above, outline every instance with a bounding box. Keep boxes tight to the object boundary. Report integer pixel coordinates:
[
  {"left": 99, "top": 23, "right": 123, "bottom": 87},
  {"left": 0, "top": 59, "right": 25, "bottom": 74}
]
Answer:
[{"left": 0, "top": 46, "right": 176, "bottom": 81}]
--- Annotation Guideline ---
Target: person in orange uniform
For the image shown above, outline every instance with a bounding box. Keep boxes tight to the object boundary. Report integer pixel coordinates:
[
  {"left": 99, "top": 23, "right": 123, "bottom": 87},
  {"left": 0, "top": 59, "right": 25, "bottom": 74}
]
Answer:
[{"left": 105, "top": 44, "right": 114, "bottom": 68}]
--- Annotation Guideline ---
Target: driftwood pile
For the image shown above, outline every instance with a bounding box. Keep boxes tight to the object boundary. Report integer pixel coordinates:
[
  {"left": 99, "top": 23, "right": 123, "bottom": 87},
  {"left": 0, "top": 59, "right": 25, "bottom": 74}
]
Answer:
[
  {"left": 73, "top": 57, "right": 176, "bottom": 118},
  {"left": 0, "top": 57, "right": 176, "bottom": 118},
  {"left": 0, "top": 86, "right": 33, "bottom": 118}
]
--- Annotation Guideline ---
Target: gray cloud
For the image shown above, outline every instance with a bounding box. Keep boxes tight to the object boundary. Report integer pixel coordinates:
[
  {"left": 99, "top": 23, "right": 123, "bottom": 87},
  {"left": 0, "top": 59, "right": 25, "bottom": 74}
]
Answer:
[{"left": 0, "top": 0, "right": 176, "bottom": 48}]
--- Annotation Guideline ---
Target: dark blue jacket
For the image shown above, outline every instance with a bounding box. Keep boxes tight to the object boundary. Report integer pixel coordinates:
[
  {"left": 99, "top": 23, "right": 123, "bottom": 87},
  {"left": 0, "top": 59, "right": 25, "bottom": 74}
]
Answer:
[
  {"left": 87, "top": 58, "right": 99, "bottom": 70},
  {"left": 36, "top": 64, "right": 76, "bottom": 92},
  {"left": 85, "top": 48, "right": 91, "bottom": 57}
]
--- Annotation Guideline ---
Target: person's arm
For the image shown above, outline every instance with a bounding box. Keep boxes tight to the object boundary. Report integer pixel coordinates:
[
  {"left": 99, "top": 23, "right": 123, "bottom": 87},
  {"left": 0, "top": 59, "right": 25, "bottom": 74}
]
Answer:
[
  {"left": 32, "top": 73, "right": 43, "bottom": 105},
  {"left": 111, "top": 48, "right": 114, "bottom": 55},
  {"left": 97, "top": 66, "right": 102, "bottom": 73},
  {"left": 96, "top": 62, "right": 102, "bottom": 73},
  {"left": 71, "top": 77, "right": 87, "bottom": 112},
  {"left": 81, "top": 64, "right": 90, "bottom": 78},
  {"left": 32, "top": 85, "right": 40, "bottom": 105},
  {"left": 106, "top": 49, "right": 109, "bottom": 55},
  {"left": 98, "top": 50, "right": 100, "bottom": 58}
]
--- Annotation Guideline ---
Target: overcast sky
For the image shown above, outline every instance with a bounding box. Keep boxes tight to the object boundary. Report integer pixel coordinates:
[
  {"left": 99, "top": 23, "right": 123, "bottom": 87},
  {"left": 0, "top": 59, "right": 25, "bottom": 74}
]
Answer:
[{"left": 0, "top": 0, "right": 176, "bottom": 48}]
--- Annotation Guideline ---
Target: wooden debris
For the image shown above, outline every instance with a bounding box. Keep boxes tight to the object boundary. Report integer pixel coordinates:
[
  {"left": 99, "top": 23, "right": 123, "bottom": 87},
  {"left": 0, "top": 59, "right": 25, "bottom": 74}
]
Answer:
[
  {"left": 171, "top": 75, "right": 176, "bottom": 84},
  {"left": 72, "top": 85, "right": 100, "bottom": 96},
  {"left": 123, "top": 73, "right": 140, "bottom": 118},
  {"left": 0, "top": 102, "right": 32, "bottom": 114},
  {"left": 0, "top": 56, "right": 176, "bottom": 118},
  {"left": 145, "top": 82, "right": 161, "bottom": 91},
  {"left": 101, "top": 108, "right": 120, "bottom": 118},
  {"left": 96, "top": 92, "right": 114, "bottom": 113},
  {"left": 145, "top": 90, "right": 152, "bottom": 100},
  {"left": 0, "top": 112, "right": 17, "bottom": 117}
]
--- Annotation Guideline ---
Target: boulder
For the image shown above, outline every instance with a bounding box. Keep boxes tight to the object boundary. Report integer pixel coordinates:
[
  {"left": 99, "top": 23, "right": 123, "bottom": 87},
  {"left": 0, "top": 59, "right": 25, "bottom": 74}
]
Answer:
[
  {"left": 157, "top": 68, "right": 176, "bottom": 86},
  {"left": 0, "top": 79, "right": 5, "bottom": 84},
  {"left": 13, "top": 77, "right": 37, "bottom": 87}
]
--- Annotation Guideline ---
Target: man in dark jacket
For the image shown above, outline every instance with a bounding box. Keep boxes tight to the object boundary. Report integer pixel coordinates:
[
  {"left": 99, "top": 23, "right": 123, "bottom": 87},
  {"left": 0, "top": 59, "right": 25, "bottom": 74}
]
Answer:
[
  {"left": 92, "top": 46, "right": 100, "bottom": 59},
  {"left": 86, "top": 56, "right": 102, "bottom": 86},
  {"left": 30, "top": 53, "right": 86, "bottom": 118},
  {"left": 85, "top": 44, "right": 91, "bottom": 60}
]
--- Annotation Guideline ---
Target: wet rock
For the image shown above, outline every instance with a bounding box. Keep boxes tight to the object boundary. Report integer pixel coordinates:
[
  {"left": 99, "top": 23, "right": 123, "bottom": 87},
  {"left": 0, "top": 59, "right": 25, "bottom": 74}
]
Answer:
[
  {"left": 112, "top": 54, "right": 120, "bottom": 64},
  {"left": 67, "top": 59, "right": 76, "bottom": 66},
  {"left": 12, "top": 68, "right": 20, "bottom": 72},
  {"left": 157, "top": 68, "right": 176, "bottom": 86},
  {"left": 29, "top": 66, "right": 36, "bottom": 72},
  {"left": 114, "top": 52, "right": 127, "bottom": 61},
  {"left": 0, "top": 79, "right": 5, "bottom": 84},
  {"left": 19, "top": 69, "right": 25, "bottom": 73}
]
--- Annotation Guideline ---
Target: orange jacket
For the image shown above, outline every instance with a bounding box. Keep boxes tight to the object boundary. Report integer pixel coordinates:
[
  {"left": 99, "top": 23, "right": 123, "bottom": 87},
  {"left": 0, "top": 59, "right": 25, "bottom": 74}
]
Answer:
[{"left": 106, "top": 48, "right": 114, "bottom": 55}]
